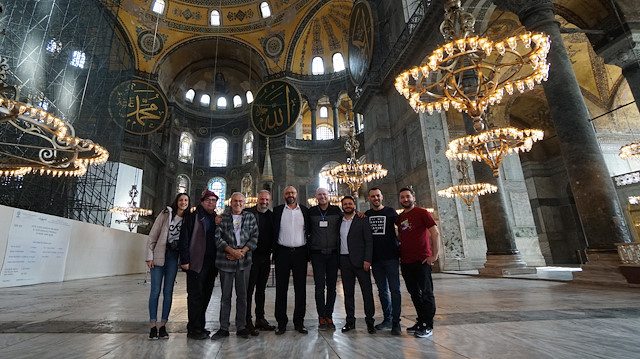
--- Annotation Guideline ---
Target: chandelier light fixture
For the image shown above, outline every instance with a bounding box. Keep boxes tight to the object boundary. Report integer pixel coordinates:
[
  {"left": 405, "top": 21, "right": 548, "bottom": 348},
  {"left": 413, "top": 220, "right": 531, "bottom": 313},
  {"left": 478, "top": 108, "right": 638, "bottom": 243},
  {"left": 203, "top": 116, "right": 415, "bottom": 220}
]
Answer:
[
  {"left": 620, "top": 143, "right": 640, "bottom": 160},
  {"left": 224, "top": 196, "right": 258, "bottom": 208},
  {"left": 307, "top": 194, "right": 342, "bottom": 207},
  {"left": 395, "top": 0, "right": 548, "bottom": 177},
  {"left": 438, "top": 160, "right": 497, "bottom": 210},
  {"left": 321, "top": 120, "right": 387, "bottom": 198},
  {"left": 0, "top": 92, "right": 109, "bottom": 177},
  {"left": 445, "top": 126, "right": 544, "bottom": 177},
  {"left": 110, "top": 185, "right": 153, "bottom": 232}
]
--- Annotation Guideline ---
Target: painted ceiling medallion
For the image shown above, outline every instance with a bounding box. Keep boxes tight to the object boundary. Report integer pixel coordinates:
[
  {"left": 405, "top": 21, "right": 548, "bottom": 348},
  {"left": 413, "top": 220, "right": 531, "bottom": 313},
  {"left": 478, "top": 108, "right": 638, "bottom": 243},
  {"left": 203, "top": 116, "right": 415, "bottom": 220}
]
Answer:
[
  {"left": 260, "top": 32, "right": 285, "bottom": 63},
  {"left": 136, "top": 27, "right": 167, "bottom": 59}
]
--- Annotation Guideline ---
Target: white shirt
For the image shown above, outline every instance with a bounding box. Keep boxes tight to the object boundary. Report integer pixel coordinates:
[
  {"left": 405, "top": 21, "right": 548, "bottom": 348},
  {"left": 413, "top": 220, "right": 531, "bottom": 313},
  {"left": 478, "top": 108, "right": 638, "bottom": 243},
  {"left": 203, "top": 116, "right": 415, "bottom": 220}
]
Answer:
[
  {"left": 232, "top": 214, "right": 242, "bottom": 246},
  {"left": 340, "top": 216, "right": 354, "bottom": 255},
  {"left": 279, "top": 204, "right": 306, "bottom": 247}
]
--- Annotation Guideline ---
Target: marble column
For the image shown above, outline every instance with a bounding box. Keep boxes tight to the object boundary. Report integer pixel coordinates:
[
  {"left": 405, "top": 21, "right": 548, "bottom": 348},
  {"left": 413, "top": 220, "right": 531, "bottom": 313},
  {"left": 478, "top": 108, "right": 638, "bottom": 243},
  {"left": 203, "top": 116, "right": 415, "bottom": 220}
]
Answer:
[
  {"left": 332, "top": 104, "right": 340, "bottom": 139},
  {"left": 310, "top": 106, "right": 317, "bottom": 141},
  {"left": 420, "top": 111, "right": 474, "bottom": 271},
  {"left": 462, "top": 113, "right": 533, "bottom": 276},
  {"left": 494, "top": 0, "right": 631, "bottom": 284}
]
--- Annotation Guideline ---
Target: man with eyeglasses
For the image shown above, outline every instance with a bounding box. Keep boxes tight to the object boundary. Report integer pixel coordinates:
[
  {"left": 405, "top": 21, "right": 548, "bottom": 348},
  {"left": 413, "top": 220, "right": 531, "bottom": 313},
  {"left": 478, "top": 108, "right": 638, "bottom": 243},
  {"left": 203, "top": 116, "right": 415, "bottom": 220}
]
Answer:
[{"left": 179, "top": 190, "right": 221, "bottom": 339}]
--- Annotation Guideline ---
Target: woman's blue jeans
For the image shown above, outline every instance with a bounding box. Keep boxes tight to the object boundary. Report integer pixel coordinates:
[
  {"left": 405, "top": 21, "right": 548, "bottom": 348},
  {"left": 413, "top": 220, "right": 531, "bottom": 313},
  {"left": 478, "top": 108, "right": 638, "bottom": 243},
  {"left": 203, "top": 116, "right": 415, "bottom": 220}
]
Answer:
[{"left": 148, "top": 249, "right": 179, "bottom": 323}]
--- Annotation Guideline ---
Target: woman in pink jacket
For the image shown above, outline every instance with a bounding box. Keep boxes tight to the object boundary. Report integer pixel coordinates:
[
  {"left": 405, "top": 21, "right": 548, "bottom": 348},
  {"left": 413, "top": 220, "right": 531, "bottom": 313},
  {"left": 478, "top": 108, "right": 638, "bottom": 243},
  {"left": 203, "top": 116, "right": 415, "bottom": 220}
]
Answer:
[{"left": 146, "top": 193, "right": 190, "bottom": 339}]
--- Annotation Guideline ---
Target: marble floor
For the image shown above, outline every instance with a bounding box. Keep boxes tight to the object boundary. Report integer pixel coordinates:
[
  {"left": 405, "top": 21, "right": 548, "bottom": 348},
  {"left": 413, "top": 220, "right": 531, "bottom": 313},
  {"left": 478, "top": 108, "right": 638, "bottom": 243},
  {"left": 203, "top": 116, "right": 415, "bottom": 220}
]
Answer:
[{"left": 0, "top": 270, "right": 639, "bottom": 359}]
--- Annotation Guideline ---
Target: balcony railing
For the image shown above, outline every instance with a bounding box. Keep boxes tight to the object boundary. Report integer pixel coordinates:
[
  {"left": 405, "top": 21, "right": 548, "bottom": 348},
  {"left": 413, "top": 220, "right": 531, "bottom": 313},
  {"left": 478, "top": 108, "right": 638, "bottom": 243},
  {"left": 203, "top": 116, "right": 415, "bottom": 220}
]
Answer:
[{"left": 617, "top": 242, "right": 640, "bottom": 265}]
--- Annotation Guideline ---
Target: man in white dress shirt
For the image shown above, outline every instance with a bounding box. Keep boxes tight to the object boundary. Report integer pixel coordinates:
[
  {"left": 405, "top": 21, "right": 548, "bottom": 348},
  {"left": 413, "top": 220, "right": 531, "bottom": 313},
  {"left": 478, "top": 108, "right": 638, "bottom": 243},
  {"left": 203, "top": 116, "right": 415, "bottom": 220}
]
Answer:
[{"left": 272, "top": 186, "right": 311, "bottom": 335}]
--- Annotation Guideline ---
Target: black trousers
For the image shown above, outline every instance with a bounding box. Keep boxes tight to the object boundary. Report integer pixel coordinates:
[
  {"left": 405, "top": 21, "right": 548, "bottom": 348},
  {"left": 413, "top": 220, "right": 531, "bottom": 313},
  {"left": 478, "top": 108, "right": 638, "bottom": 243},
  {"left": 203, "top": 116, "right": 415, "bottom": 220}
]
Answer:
[
  {"left": 274, "top": 245, "right": 308, "bottom": 328},
  {"left": 339, "top": 255, "right": 375, "bottom": 325},
  {"left": 186, "top": 259, "right": 218, "bottom": 334},
  {"left": 401, "top": 261, "right": 435, "bottom": 328},
  {"left": 246, "top": 253, "right": 271, "bottom": 321}
]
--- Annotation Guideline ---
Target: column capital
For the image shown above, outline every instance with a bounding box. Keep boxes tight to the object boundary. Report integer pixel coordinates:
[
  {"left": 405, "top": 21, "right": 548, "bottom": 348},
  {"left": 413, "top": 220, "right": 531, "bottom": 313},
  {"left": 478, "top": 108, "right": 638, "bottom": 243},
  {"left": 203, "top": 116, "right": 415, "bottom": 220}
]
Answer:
[
  {"left": 493, "top": 0, "right": 556, "bottom": 30},
  {"left": 597, "top": 30, "right": 640, "bottom": 71}
]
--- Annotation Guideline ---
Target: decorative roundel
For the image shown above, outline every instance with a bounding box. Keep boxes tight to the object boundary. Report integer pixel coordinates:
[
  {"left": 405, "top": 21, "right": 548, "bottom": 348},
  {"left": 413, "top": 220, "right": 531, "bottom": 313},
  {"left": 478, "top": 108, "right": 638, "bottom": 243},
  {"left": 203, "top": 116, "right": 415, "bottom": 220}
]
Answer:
[
  {"left": 251, "top": 79, "right": 302, "bottom": 137},
  {"left": 232, "top": 128, "right": 241, "bottom": 136},
  {"left": 138, "top": 30, "right": 164, "bottom": 56},
  {"left": 348, "top": 0, "right": 374, "bottom": 86},
  {"left": 265, "top": 34, "right": 284, "bottom": 58},
  {"left": 108, "top": 79, "right": 168, "bottom": 135},
  {"left": 196, "top": 169, "right": 204, "bottom": 176},
  {"left": 198, "top": 127, "right": 208, "bottom": 135}
]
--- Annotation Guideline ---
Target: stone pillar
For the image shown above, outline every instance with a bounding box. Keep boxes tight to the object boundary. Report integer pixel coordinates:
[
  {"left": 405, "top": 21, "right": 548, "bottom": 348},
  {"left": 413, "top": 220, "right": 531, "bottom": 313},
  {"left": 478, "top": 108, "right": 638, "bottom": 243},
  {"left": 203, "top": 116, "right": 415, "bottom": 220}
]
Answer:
[
  {"left": 494, "top": 0, "right": 631, "bottom": 284},
  {"left": 310, "top": 106, "right": 317, "bottom": 141},
  {"left": 420, "top": 111, "right": 474, "bottom": 270},
  {"left": 462, "top": 113, "right": 533, "bottom": 276},
  {"left": 332, "top": 104, "right": 340, "bottom": 139}
]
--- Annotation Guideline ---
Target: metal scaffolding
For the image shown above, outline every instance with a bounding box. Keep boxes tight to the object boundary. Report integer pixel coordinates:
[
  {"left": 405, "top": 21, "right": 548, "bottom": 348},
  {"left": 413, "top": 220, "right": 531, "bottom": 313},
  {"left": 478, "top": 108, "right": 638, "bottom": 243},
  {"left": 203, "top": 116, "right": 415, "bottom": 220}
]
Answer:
[{"left": 0, "top": 0, "right": 132, "bottom": 226}]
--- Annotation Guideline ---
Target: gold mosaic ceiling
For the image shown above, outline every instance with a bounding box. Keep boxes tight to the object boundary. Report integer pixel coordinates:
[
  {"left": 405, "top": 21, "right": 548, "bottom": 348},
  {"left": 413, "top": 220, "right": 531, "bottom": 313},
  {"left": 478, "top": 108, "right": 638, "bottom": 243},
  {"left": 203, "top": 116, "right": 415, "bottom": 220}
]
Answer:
[{"left": 109, "top": 0, "right": 353, "bottom": 91}]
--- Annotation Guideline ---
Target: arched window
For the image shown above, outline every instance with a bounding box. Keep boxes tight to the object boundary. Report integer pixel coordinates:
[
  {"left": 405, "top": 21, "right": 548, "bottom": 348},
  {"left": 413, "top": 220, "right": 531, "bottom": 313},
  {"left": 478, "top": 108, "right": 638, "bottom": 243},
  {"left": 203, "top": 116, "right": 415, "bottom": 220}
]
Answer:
[
  {"left": 332, "top": 52, "right": 345, "bottom": 72},
  {"left": 210, "top": 10, "right": 221, "bottom": 26},
  {"left": 207, "top": 177, "right": 227, "bottom": 211},
  {"left": 152, "top": 0, "right": 165, "bottom": 14},
  {"left": 242, "top": 131, "right": 254, "bottom": 164},
  {"left": 178, "top": 132, "right": 193, "bottom": 163},
  {"left": 311, "top": 56, "right": 324, "bottom": 75},
  {"left": 200, "top": 94, "right": 211, "bottom": 107},
  {"left": 217, "top": 96, "right": 227, "bottom": 109},
  {"left": 210, "top": 137, "right": 228, "bottom": 167},
  {"left": 177, "top": 174, "right": 190, "bottom": 194},
  {"left": 316, "top": 125, "right": 333, "bottom": 140},
  {"left": 233, "top": 94, "right": 243, "bottom": 108},
  {"left": 246, "top": 90, "right": 254, "bottom": 104},
  {"left": 319, "top": 106, "right": 328, "bottom": 118},
  {"left": 185, "top": 89, "right": 195, "bottom": 103},
  {"left": 259, "top": 2, "right": 271, "bottom": 18}
]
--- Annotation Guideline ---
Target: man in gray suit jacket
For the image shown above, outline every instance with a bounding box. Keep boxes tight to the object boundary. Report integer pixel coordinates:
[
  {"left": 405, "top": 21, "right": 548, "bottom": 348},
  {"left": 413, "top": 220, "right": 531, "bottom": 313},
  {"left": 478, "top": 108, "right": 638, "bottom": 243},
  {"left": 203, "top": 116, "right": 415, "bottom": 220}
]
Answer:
[
  {"left": 211, "top": 192, "right": 258, "bottom": 340},
  {"left": 339, "top": 195, "right": 376, "bottom": 334}
]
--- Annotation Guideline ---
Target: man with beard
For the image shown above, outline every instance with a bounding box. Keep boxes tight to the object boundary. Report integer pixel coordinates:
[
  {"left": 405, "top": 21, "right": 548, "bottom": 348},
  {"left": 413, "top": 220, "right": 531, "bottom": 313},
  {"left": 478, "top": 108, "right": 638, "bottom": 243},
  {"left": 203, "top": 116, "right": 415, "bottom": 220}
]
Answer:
[
  {"left": 308, "top": 187, "right": 342, "bottom": 331},
  {"left": 272, "top": 186, "right": 311, "bottom": 335},
  {"left": 179, "top": 190, "right": 220, "bottom": 340},
  {"left": 365, "top": 188, "right": 402, "bottom": 335},
  {"left": 244, "top": 190, "right": 277, "bottom": 334},
  {"left": 396, "top": 187, "right": 440, "bottom": 338},
  {"left": 339, "top": 195, "right": 376, "bottom": 334}
]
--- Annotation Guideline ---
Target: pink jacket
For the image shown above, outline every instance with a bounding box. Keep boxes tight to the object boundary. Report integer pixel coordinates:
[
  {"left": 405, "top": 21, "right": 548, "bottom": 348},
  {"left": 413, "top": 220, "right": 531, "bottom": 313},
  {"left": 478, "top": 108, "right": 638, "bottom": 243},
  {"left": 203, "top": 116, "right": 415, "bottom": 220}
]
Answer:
[{"left": 146, "top": 207, "right": 173, "bottom": 266}]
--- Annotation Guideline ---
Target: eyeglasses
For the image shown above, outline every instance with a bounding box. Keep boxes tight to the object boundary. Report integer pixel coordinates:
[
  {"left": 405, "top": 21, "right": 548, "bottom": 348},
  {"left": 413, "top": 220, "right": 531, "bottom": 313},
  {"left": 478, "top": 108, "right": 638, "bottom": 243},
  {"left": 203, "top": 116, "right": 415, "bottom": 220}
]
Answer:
[{"left": 203, "top": 198, "right": 217, "bottom": 203}]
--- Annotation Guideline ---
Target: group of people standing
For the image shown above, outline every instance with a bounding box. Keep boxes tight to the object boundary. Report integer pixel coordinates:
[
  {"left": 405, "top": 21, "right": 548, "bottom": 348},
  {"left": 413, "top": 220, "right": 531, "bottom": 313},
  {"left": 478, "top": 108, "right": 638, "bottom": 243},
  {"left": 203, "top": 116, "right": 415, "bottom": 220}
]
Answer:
[{"left": 145, "top": 185, "right": 440, "bottom": 341}]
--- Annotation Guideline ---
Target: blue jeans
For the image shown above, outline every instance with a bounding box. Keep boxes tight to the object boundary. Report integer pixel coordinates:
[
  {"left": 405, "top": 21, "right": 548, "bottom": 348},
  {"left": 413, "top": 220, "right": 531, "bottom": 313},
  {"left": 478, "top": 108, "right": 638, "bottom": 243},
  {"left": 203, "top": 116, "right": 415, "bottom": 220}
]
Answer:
[
  {"left": 371, "top": 258, "right": 401, "bottom": 323},
  {"left": 148, "top": 249, "right": 179, "bottom": 323}
]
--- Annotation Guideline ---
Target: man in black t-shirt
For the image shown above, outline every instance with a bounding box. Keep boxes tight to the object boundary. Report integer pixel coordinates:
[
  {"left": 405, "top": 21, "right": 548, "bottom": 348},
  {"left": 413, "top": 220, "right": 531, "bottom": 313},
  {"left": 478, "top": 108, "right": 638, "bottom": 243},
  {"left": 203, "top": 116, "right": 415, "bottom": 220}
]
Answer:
[{"left": 365, "top": 188, "right": 402, "bottom": 335}]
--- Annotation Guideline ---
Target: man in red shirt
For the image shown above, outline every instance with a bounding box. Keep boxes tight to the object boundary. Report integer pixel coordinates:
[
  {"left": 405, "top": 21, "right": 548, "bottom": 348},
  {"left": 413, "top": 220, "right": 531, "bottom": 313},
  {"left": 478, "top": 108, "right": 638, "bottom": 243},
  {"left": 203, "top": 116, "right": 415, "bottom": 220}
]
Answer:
[{"left": 395, "top": 187, "right": 440, "bottom": 338}]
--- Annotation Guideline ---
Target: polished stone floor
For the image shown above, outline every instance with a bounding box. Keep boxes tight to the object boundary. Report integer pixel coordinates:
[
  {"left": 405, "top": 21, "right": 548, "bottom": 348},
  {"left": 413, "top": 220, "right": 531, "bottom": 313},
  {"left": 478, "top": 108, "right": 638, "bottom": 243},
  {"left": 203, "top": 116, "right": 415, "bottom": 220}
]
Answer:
[{"left": 1, "top": 270, "right": 639, "bottom": 359}]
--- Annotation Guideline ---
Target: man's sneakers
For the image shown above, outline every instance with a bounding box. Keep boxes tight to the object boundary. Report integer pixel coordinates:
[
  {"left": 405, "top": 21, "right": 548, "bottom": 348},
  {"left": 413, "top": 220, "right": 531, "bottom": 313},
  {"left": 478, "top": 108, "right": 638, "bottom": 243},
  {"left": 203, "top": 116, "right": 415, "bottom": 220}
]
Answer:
[
  {"left": 374, "top": 319, "right": 392, "bottom": 331},
  {"left": 391, "top": 322, "right": 402, "bottom": 336},
  {"left": 148, "top": 326, "right": 158, "bottom": 340},
  {"left": 210, "top": 329, "right": 230, "bottom": 340},
  {"left": 407, "top": 322, "right": 433, "bottom": 338},
  {"left": 414, "top": 324, "right": 433, "bottom": 338}
]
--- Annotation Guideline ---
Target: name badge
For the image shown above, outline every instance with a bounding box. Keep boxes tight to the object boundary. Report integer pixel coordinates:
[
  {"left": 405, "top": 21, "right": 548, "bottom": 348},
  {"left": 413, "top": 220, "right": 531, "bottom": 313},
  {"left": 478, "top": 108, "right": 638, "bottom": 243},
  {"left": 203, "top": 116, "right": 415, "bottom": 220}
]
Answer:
[{"left": 319, "top": 220, "right": 328, "bottom": 227}]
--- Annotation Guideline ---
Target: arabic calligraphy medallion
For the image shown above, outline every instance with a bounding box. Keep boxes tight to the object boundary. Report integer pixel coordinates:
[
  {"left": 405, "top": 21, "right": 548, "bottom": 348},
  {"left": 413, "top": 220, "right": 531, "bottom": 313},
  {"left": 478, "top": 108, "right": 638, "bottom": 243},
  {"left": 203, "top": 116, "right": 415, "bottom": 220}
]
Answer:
[
  {"left": 250, "top": 80, "right": 302, "bottom": 137},
  {"left": 109, "top": 80, "right": 168, "bottom": 135},
  {"left": 348, "top": 0, "right": 374, "bottom": 86}
]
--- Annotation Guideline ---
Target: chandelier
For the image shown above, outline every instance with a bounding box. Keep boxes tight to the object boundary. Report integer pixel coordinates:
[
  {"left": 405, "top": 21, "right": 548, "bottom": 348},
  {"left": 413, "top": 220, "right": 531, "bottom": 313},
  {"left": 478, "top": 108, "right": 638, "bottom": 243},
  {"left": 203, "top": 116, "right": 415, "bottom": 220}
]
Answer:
[
  {"left": 395, "top": 0, "right": 547, "bottom": 176},
  {"left": 110, "top": 185, "right": 152, "bottom": 232},
  {"left": 620, "top": 143, "right": 640, "bottom": 160},
  {"left": 0, "top": 89, "right": 109, "bottom": 177},
  {"left": 224, "top": 195, "right": 258, "bottom": 208},
  {"left": 321, "top": 120, "right": 387, "bottom": 198},
  {"left": 445, "top": 126, "right": 544, "bottom": 177},
  {"left": 438, "top": 160, "right": 497, "bottom": 210},
  {"left": 307, "top": 194, "right": 342, "bottom": 207}
]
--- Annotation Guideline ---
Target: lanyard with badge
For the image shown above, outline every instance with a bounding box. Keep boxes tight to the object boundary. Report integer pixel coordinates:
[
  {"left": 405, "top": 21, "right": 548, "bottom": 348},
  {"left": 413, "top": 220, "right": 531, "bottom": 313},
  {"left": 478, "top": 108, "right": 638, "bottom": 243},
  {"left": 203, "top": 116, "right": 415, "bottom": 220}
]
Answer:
[{"left": 319, "top": 207, "right": 328, "bottom": 228}]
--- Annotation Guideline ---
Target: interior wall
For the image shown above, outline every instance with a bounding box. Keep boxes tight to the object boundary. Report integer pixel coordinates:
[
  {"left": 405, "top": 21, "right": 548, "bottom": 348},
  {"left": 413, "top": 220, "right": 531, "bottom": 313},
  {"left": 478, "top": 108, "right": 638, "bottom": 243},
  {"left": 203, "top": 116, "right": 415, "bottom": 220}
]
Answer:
[{"left": 0, "top": 204, "right": 146, "bottom": 287}]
